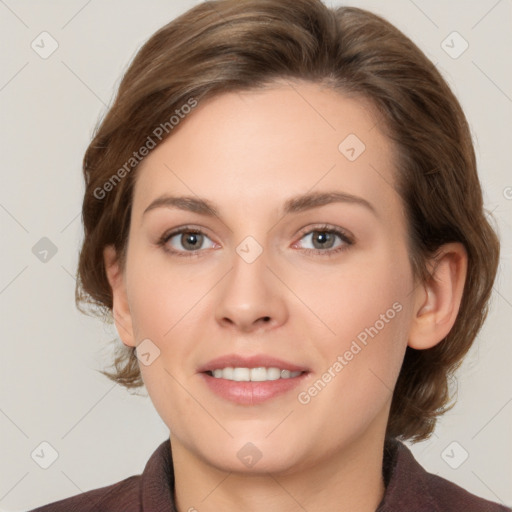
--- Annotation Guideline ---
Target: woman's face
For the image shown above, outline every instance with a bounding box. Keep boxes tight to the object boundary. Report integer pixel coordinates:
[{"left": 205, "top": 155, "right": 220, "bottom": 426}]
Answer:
[{"left": 115, "top": 81, "right": 422, "bottom": 473}]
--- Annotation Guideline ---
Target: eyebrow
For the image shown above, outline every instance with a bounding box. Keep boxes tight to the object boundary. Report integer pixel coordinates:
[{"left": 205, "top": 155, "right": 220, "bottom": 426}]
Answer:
[{"left": 142, "top": 191, "right": 378, "bottom": 219}]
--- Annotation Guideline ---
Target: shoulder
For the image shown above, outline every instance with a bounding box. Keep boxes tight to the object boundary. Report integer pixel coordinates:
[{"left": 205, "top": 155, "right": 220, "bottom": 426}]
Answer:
[
  {"left": 379, "top": 438, "right": 511, "bottom": 512},
  {"left": 27, "top": 438, "right": 174, "bottom": 512},
  {"left": 423, "top": 470, "right": 511, "bottom": 512},
  {"left": 27, "top": 475, "right": 141, "bottom": 512}
]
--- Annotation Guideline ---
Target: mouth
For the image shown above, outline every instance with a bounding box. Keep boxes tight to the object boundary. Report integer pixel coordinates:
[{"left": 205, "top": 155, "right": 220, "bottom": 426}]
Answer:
[
  {"left": 205, "top": 367, "right": 305, "bottom": 381},
  {"left": 198, "top": 354, "right": 311, "bottom": 405},
  {"left": 197, "top": 353, "right": 310, "bottom": 374}
]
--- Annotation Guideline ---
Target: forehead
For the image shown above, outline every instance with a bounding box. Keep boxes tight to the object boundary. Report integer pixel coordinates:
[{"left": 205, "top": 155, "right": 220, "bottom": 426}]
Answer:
[{"left": 132, "top": 81, "right": 400, "bottom": 222}]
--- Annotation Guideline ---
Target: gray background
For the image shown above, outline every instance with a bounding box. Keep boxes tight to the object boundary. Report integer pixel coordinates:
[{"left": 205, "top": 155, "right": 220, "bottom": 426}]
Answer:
[{"left": 0, "top": 0, "right": 511, "bottom": 510}]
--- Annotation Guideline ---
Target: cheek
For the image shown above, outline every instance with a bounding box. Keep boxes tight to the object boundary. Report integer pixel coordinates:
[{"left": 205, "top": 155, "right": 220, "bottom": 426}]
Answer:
[
  {"left": 129, "top": 287, "right": 170, "bottom": 343},
  {"left": 318, "top": 287, "right": 409, "bottom": 396},
  {"left": 124, "top": 249, "right": 212, "bottom": 401},
  {"left": 305, "top": 245, "right": 413, "bottom": 348},
  {"left": 125, "top": 248, "right": 202, "bottom": 341},
  {"left": 292, "top": 302, "right": 412, "bottom": 453},
  {"left": 298, "top": 251, "right": 414, "bottom": 424},
  {"left": 321, "top": 246, "right": 413, "bottom": 424},
  {"left": 127, "top": 260, "right": 196, "bottom": 429}
]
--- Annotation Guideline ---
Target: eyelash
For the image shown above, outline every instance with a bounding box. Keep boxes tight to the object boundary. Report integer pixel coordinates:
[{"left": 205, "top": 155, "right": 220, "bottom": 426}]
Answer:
[{"left": 156, "top": 224, "right": 355, "bottom": 258}]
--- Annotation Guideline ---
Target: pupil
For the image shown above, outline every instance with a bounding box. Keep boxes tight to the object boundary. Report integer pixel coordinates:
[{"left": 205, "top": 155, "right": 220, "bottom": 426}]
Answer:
[
  {"left": 183, "top": 233, "right": 201, "bottom": 250},
  {"left": 314, "top": 231, "right": 333, "bottom": 249}
]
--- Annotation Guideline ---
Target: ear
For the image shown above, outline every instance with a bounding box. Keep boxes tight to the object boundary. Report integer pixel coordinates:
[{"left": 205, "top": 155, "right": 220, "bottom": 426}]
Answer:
[
  {"left": 408, "top": 242, "right": 468, "bottom": 350},
  {"left": 103, "top": 245, "right": 136, "bottom": 348}
]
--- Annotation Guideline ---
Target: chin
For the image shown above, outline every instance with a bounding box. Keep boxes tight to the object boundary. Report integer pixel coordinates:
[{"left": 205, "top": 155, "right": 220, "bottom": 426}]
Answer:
[{"left": 194, "top": 435, "right": 307, "bottom": 475}]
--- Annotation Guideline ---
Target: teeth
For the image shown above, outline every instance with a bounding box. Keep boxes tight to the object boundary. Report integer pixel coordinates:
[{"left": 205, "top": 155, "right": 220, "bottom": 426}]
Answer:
[{"left": 209, "top": 367, "right": 303, "bottom": 382}]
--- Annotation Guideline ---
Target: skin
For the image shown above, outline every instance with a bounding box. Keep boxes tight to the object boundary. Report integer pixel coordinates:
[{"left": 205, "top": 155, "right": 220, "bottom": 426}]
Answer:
[{"left": 104, "top": 80, "right": 467, "bottom": 512}]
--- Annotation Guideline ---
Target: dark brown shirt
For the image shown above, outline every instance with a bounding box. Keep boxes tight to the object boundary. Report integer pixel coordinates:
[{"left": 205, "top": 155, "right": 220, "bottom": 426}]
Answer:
[{"left": 29, "top": 437, "right": 510, "bottom": 511}]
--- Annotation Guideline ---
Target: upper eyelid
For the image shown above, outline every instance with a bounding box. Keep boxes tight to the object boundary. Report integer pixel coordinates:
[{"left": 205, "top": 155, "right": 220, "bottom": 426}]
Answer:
[{"left": 296, "top": 224, "right": 353, "bottom": 241}]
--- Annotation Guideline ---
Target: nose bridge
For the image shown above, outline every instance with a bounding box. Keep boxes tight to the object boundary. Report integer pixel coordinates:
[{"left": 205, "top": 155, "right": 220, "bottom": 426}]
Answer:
[{"left": 215, "top": 233, "right": 287, "bottom": 330}]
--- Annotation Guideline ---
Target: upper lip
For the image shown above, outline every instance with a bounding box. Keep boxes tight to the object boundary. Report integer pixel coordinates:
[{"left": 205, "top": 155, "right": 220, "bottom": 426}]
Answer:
[{"left": 197, "top": 354, "right": 310, "bottom": 373}]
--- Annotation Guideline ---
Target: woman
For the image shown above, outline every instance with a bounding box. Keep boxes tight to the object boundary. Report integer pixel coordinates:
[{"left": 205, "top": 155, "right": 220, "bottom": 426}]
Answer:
[{"left": 30, "top": 0, "right": 509, "bottom": 510}]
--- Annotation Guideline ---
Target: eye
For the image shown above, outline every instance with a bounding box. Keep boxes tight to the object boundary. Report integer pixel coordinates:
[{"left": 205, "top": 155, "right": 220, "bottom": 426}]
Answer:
[
  {"left": 158, "top": 227, "right": 217, "bottom": 256},
  {"left": 294, "top": 225, "right": 354, "bottom": 256},
  {"left": 157, "top": 224, "right": 354, "bottom": 258}
]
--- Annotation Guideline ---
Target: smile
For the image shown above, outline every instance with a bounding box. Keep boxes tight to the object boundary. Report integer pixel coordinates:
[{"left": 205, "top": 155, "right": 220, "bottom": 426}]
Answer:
[
  {"left": 201, "top": 370, "right": 309, "bottom": 405},
  {"left": 206, "top": 367, "right": 304, "bottom": 381}
]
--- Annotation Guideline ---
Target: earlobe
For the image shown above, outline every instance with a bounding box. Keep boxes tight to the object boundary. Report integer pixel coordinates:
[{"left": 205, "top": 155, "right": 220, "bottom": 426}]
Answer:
[
  {"left": 408, "top": 243, "right": 468, "bottom": 350},
  {"left": 103, "top": 245, "right": 136, "bottom": 348}
]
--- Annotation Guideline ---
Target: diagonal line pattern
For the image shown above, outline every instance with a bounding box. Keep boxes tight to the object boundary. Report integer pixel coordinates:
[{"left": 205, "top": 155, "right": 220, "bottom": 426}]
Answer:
[
  {"left": 471, "top": 397, "right": 512, "bottom": 439},
  {"left": 61, "top": 470, "right": 120, "bottom": 512},
  {"left": 0, "top": 1, "right": 507, "bottom": 507},
  {"left": 60, "top": 211, "right": 81, "bottom": 233},
  {"left": 61, "top": 265, "right": 77, "bottom": 282},
  {"left": 286, "top": 79, "right": 336, "bottom": 131},
  {"left": 472, "top": 61, "right": 512, "bottom": 104},
  {"left": 163, "top": 367, "right": 234, "bottom": 438},
  {"left": 368, "top": 163, "right": 397, "bottom": 195},
  {"left": 493, "top": 286, "right": 512, "bottom": 310},
  {"left": 0, "top": 472, "right": 29, "bottom": 502},
  {"left": 61, "top": 383, "right": 118, "bottom": 439},
  {"left": 368, "top": 367, "right": 394, "bottom": 393},
  {"left": 0, "top": 407, "right": 29, "bottom": 438},
  {"left": 200, "top": 472, "right": 233, "bottom": 503},
  {"left": 61, "top": 61, "right": 109, "bottom": 107},
  {"left": 471, "top": 0, "right": 503, "bottom": 30},
  {"left": 0, "top": 265, "right": 29, "bottom": 296},
  {"left": 61, "top": 0, "right": 94, "bottom": 29},
  {"left": 470, "top": 470, "right": 506, "bottom": 504},
  {"left": 0, "top": 202, "right": 29, "bottom": 232},
  {"left": 0, "top": 62, "right": 29, "bottom": 93},
  {"left": 266, "top": 474, "right": 311, "bottom": 511},
  {"left": 265, "top": 410, "right": 294, "bottom": 438},
  {"left": 407, "top": 0, "right": 439, "bottom": 28},
  {"left": 0, "top": 0, "right": 29, "bottom": 28}
]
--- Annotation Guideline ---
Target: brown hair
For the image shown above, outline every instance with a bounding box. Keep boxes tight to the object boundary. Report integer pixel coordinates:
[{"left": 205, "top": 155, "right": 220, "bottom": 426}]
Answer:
[{"left": 75, "top": 0, "right": 500, "bottom": 442}]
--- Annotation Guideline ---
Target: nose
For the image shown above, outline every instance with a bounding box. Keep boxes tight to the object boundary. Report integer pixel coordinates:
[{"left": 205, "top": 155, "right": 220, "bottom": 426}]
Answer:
[{"left": 215, "top": 247, "right": 288, "bottom": 333}]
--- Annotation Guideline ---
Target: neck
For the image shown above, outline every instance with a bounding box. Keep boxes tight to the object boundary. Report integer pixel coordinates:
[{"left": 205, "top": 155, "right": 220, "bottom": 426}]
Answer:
[{"left": 171, "top": 426, "right": 387, "bottom": 512}]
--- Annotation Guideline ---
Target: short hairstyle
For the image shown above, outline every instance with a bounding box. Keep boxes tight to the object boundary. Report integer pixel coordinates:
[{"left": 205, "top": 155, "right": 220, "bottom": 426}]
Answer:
[{"left": 75, "top": 0, "right": 500, "bottom": 443}]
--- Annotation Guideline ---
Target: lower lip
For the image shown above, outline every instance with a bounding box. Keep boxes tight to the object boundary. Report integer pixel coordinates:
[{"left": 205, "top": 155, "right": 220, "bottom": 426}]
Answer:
[{"left": 200, "top": 372, "right": 309, "bottom": 405}]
